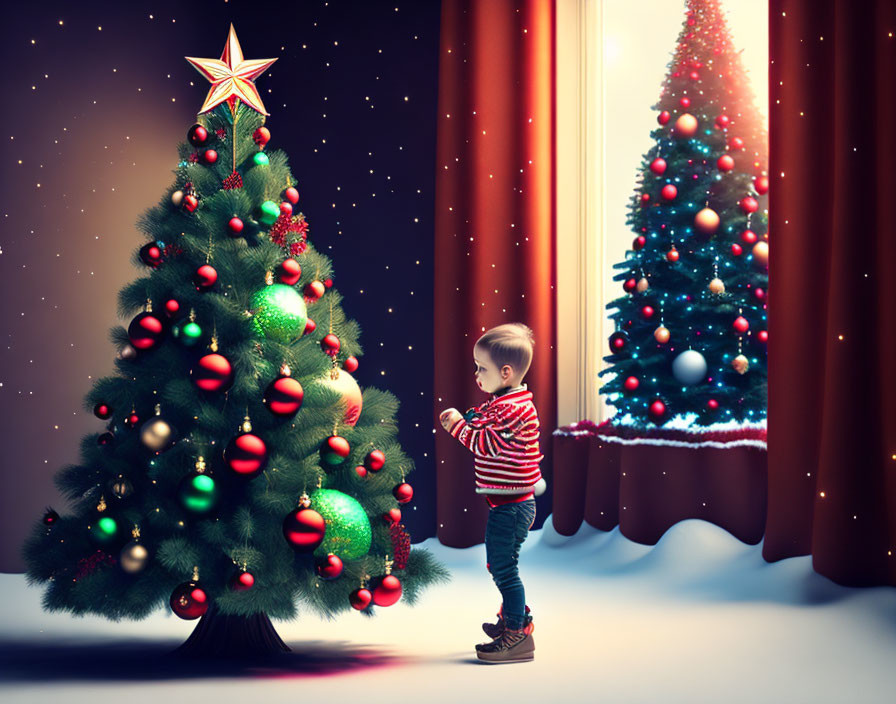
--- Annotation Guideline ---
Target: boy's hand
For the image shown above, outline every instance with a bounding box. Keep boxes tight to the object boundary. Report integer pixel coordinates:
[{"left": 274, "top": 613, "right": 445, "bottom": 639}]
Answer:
[{"left": 439, "top": 408, "right": 463, "bottom": 431}]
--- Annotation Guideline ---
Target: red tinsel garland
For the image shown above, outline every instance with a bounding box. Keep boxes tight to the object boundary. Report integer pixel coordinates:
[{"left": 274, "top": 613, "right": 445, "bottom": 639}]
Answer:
[{"left": 71, "top": 550, "right": 117, "bottom": 582}]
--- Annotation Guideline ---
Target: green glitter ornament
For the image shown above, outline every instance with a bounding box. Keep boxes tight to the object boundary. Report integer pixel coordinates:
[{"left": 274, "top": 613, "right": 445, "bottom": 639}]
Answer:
[
  {"left": 90, "top": 516, "right": 118, "bottom": 545},
  {"left": 178, "top": 456, "right": 217, "bottom": 513},
  {"left": 309, "top": 489, "right": 372, "bottom": 560},
  {"left": 258, "top": 200, "right": 280, "bottom": 225},
  {"left": 253, "top": 152, "right": 270, "bottom": 167},
  {"left": 250, "top": 283, "right": 308, "bottom": 344}
]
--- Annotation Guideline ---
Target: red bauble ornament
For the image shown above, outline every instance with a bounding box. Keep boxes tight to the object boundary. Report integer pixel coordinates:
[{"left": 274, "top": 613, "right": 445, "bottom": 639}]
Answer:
[
  {"left": 164, "top": 299, "right": 180, "bottom": 317},
  {"left": 624, "top": 376, "right": 639, "bottom": 391},
  {"left": 641, "top": 305, "right": 655, "bottom": 319},
  {"left": 321, "top": 333, "right": 340, "bottom": 357},
  {"left": 384, "top": 508, "right": 402, "bottom": 524},
  {"left": 633, "top": 235, "right": 647, "bottom": 250},
  {"left": 733, "top": 316, "right": 750, "bottom": 333},
  {"left": 649, "top": 158, "right": 667, "bottom": 175},
  {"left": 304, "top": 318, "right": 317, "bottom": 335},
  {"left": 343, "top": 355, "right": 359, "bottom": 373},
  {"left": 194, "top": 264, "right": 218, "bottom": 291},
  {"left": 183, "top": 194, "right": 199, "bottom": 213},
  {"left": 641, "top": 193, "right": 651, "bottom": 204},
  {"left": 707, "top": 399, "right": 720, "bottom": 411},
  {"left": 225, "top": 433, "right": 268, "bottom": 477},
  {"left": 371, "top": 574, "right": 402, "bottom": 607},
  {"left": 658, "top": 110, "right": 671, "bottom": 125},
  {"left": 741, "top": 229, "right": 758, "bottom": 244},
  {"left": 188, "top": 124, "right": 208, "bottom": 147},
  {"left": 264, "top": 375, "right": 304, "bottom": 416},
  {"left": 679, "top": 97, "right": 691, "bottom": 109},
  {"left": 170, "top": 581, "right": 209, "bottom": 620},
  {"left": 324, "top": 278, "right": 333, "bottom": 288},
  {"left": 715, "top": 114, "right": 730, "bottom": 128},
  {"left": 666, "top": 248, "right": 679, "bottom": 262},
  {"left": 277, "top": 258, "right": 302, "bottom": 285},
  {"left": 717, "top": 154, "right": 735, "bottom": 172},
  {"left": 355, "top": 465, "right": 368, "bottom": 478},
  {"left": 350, "top": 587, "right": 372, "bottom": 610},
  {"left": 283, "top": 507, "right": 326, "bottom": 551},
  {"left": 729, "top": 136, "right": 745, "bottom": 150},
  {"left": 303, "top": 280, "right": 326, "bottom": 301},
  {"left": 609, "top": 331, "right": 629, "bottom": 353},
  {"left": 758, "top": 330, "right": 769, "bottom": 343},
  {"left": 253, "top": 126, "right": 271, "bottom": 146},
  {"left": 124, "top": 412, "right": 140, "bottom": 428},
  {"left": 279, "top": 202, "right": 293, "bottom": 217},
  {"left": 365, "top": 450, "right": 386, "bottom": 472},
  {"left": 661, "top": 184, "right": 677, "bottom": 200},
  {"left": 754, "top": 175, "right": 769, "bottom": 195},
  {"left": 139, "top": 242, "right": 164, "bottom": 268},
  {"left": 623, "top": 278, "right": 637, "bottom": 292},
  {"left": 740, "top": 196, "right": 759, "bottom": 213},
  {"left": 94, "top": 403, "right": 112, "bottom": 419},
  {"left": 98, "top": 432, "right": 115, "bottom": 446},
  {"left": 393, "top": 482, "right": 413, "bottom": 504},
  {"left": 203, "top": 149, "right": 218, "bottom": 164},
  {"left": 284, "top": 186, "right": 300, "bottom": 204},
  {"left": 731, "top": 243, "right": 743, "bottom": 256},
  {"left": 228, "top": 217, "right": 244, "bottom": 235},
  {"left": 320, "top": 435, "right": 351, "bottom": 465},
  {"left": 128, "top": 312, "right": 165, "bottom": 350},
  {"left": 191, "top": 353, "right": 234, "bottom": 392},
  {"left": 648, "top": 399, "right": 666, "bottom": 424},
  {"left": 316, "top": 554, "right": 344, "bottom": 580},
  {"left": 230, "top": 570, "right": 255, "bottom": 591},
  {"left": 754, "top": 287, "right": 766, "bottom": 300}
]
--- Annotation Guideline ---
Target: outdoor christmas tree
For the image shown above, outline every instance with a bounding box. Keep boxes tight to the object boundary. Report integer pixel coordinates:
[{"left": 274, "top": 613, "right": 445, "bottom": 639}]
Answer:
[
  {"left": 22, "top": 25, "right": 447, "bottom": 657},
  {"left": 599, "top": 0, "right": 769, "bottom": 428}
]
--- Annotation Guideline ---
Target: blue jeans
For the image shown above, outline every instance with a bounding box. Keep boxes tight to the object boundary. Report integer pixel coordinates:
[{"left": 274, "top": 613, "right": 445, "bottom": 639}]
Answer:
[{"left": 484, "top": 498, "right": 536, "bottom": 630}]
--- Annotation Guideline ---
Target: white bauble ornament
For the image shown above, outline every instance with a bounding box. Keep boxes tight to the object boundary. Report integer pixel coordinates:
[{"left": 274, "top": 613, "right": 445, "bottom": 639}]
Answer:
[{"left": 672, "top": 350, "right": 708, "bottom": 385}]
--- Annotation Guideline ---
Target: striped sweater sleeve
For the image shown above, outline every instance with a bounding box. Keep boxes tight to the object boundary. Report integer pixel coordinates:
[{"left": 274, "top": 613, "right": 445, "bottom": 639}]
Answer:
[{"left": 449, "top": 403, "right": 521, "bottom": 457}]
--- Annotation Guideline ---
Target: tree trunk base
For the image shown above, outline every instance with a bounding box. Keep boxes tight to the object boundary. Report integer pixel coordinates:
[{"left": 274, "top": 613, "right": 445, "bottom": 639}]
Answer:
[{"left": 174, "top": 604, "right": 291, "bottom": 658}]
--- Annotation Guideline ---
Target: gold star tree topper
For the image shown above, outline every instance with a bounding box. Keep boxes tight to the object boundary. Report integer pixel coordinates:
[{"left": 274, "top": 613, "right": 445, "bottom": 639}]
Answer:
[{"left": 185, "top": 24, "right": 277, "bottom": 116}]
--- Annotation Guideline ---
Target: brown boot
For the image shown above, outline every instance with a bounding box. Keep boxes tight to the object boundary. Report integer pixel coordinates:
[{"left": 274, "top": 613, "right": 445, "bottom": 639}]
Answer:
[
  {"left": 482, "top": 604, "right": 532, "bottom": 639},
  {"left": 475, "top": 625, "right": 535, "bottom": 663}
]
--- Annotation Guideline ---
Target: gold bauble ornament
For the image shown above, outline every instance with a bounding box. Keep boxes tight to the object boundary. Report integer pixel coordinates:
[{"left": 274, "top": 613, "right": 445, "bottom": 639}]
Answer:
[
  {"left": 171, "top": 190, "right": 184, "bottom": 208},
  {"left": 636, "top": 277, "right": 650, "bottom": 293},
  {"left": 111, "top": 478, "right": 133, "bottom": 499},
  {"left": 654, "top": 326, "right": 671, "bottom": 344},
  {"left": 140, "top": 404, "right": 175, "bottom": 452},
  {"left": 313, "top": 368, "right": 363, "bottom": 427},
  {"left": 709, "top": 278, "right": 726, "bottom": 294},
  {"left": 732, "top": 354, "right": 750, "bottom": 374},
  {"left": 120, "top": 541, "right": 149, "bottom": 573},
  {"left": 694, "top": 208, "right": 720, "bottom": 234},
  {"left": 674, "top": 113, "right": 699, "bottom": 137},
  {"left": 752, "top": 240, "right": 769, "bottom": 266}
]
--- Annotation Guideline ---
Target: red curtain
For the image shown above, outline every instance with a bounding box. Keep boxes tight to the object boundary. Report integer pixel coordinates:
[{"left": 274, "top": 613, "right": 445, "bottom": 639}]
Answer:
[
  {"left": 434, "top": 0, "right": 556, "bottom": 547},
  {"left": 766, "top": 0, "right": 896, "bottom": 586}
]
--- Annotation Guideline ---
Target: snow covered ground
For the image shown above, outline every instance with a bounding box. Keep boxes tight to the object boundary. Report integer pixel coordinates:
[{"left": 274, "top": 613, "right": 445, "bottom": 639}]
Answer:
[{"left": 1, "top": 516, "right": 894, "bottom": 704}]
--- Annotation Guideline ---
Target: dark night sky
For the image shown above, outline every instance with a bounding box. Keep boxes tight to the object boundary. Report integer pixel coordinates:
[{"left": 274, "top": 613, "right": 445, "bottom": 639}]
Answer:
[{"left": 0, "top": 0, "right": 442, "bottom": 568}]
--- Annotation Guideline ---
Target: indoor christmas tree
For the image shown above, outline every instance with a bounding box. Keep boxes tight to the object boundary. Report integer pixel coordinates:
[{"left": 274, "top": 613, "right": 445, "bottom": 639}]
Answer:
[
  {"left": 599, "top": 0, "right": 769, "bottom": 429},
  {"left": 22, "top": 25, "right": 447, "bottom": 657}
]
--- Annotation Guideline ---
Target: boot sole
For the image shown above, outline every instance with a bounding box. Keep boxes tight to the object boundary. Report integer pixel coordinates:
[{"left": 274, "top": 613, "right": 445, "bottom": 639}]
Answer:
[{"left": 476, "top": 651, "right": 534, "bottom": 664}]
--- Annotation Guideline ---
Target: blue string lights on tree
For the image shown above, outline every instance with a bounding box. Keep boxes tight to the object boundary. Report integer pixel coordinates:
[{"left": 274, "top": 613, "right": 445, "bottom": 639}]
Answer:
[{"left": 600, "top": 0, "right": 769, "bottom": 429}]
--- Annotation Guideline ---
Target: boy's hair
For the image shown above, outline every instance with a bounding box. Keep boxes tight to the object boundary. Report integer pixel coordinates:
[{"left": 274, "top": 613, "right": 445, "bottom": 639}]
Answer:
[{"left": 475, "top": 323, "right": 535, "bottom": 380}]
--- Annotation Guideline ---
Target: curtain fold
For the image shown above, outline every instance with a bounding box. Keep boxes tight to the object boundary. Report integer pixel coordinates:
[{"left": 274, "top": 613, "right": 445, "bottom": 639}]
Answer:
[
  {"left": 765, "top": 0, "right": 896, "bottom": 586},
  {"left": 434, "top": 0, "right": 556, "bottom": 547}
]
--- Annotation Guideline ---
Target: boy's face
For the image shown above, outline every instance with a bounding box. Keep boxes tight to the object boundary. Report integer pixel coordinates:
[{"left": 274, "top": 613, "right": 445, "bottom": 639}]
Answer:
[{"left": 473, "top": 346, "right": 513, "bottom": 393}]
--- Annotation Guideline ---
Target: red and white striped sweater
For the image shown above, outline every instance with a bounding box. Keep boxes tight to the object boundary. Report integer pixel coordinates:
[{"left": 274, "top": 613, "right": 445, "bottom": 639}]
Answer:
[{"left": 449, "top": 384, "right": 544, "bottom": 502}]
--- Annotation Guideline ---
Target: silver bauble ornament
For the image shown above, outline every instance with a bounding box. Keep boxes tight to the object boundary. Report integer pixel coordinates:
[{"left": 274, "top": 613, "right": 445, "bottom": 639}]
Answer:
[
  {"left": 117, "top": 343, "right": 138, "bottom": 360},
  {"left": 533, "top": 477, "right": 547, "bottom": 497},
  {"left": 171, "top": 190, "right": 184, "bottom": 207},
  {"left": 672, "top": 350, "right": 708, "bottom": 385}
]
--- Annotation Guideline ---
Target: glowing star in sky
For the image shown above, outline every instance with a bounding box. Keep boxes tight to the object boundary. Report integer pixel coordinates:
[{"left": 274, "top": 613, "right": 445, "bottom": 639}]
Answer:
[{"left": 185, "top": 24, "right": 277, "bottom": 116}]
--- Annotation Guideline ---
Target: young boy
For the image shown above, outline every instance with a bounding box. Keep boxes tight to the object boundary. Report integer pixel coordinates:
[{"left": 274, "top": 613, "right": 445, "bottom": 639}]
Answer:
[{"left": 439, "top": 322, "right": 544, "bottom": 664}]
